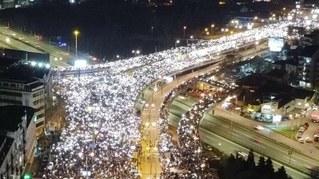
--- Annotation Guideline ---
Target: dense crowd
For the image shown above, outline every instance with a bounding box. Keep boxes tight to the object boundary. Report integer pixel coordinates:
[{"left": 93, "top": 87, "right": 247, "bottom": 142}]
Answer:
[
  {"left": 157, "top": 69, "right": 238, "bottom": 178},
  {"left": 47, "top": 22, "right": 288, "bottom": 178}
]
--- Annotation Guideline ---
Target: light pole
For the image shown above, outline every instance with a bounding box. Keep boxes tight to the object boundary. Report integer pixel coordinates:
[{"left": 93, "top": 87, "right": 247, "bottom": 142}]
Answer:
[
  {"left": 187, "top": 35, "right": 194, "bottom": 46},
  {"left": 74, "top": 30, "right": 80, "bottom": 58},
  {"left": 211, "top": 24, "right": 215, "bottom": 33},
  {"left": 183, "top": 26, "right": 187, "bottom": 37},
  {"left": 175, "top": 40, "right": 180, "bottom": 48},
  {"left": 151, "top": 26, "right": 154, "bottom": 37}
]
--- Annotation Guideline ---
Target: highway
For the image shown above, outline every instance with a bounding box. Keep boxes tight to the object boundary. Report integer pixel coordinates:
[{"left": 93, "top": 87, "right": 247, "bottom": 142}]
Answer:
[
  {"left": 201, "top": 113, "right": 319, "bottom": 175},
  {"left": 0, "top": 26, "right": 72, "bottom": 67},
  {"left": 167, "top": 97, "right": 314, "bottom": 178},
  {"left": 199, "top": 128, "right": 310, "bottom": 179},
  {"left": 0, "top": 19, "right": 297, "bottom": 178}
]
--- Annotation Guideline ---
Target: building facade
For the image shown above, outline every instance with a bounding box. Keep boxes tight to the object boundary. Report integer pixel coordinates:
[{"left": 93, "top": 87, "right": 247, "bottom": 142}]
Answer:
[
  {"left": 297, "top": 46, "right": 319, "bottom": 89},
  {"left": 0, "top": 106, "right": 36, "bottom": 179},
  {"left": 0, "top": 79, "right": 45, "bottom": 137}
]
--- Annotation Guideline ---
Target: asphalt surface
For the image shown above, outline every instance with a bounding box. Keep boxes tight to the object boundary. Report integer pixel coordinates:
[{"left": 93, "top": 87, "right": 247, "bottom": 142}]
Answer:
[
  {"left": 0, "top": 26, "right": 72, "bottom": 67},
  {"left": 167, "top": 96, "right": 317, "bottom": 178}
]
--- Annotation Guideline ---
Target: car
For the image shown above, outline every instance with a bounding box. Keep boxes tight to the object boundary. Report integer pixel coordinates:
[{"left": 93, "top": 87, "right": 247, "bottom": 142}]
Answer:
[
  {"left": 297, "top": 131, "right": 303, "bottom": 138},
  {"left": 203, "top": 144, "right": 213, "bottom": 151},
  {"left": 302, "top": 123, "right": 310, "bottom": 130},
  {"left": 236, "top": 151, "right": 248, "bottom": 159},
  {"left": 298, "top": 138, "right": 305, "bottom": 144},
  {"left": 254, "top": 125, "right": 264, "bottom": 130},
  {"left": 299, "top": 127, "right": 305, "bottom": 132},
  {"left": 252, "top": 137, "right": 262, "bottom": 143},
  {"left": 311, "top": 118, "right": 319, "bottom": 123},
  {"left": 305, "top": 137, "right": 313, "bottom": 143}
]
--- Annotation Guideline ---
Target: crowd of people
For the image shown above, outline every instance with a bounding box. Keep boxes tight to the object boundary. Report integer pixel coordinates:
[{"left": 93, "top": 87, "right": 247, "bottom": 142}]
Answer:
[
  {"left": 158, "top": 67, "right": 241, "bottom": 177},
  {"left": 157, "top": 71, "right": 224, "bottom": 178},
  {"left": 47, "top": 22, "right": 288, "bottom": 178}
]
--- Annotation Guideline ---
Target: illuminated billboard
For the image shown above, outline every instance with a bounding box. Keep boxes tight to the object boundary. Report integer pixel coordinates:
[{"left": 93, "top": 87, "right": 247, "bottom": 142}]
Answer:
[
  {"left": 268, "top": 37, "right": 284, "bottom": 52},
  {"left": 74, "top": 59, "right": 87, "bottom": 68}
]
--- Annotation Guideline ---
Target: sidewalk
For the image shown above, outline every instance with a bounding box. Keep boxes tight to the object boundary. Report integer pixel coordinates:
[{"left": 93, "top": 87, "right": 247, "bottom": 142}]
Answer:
[{"left": 214, "top": 105, "right": 319, "bottom": 160}]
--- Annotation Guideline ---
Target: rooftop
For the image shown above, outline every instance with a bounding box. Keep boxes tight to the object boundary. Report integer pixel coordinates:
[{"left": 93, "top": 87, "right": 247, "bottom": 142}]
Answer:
[
  {"left": 237, "top": 73, "right": 313, "bottom": 108},
  {"left": 236, "top": 74, "right": 266, "bottom": 88},
  {"left": 0, "top": 56, "right": 20, "bottom": 72},
  {"left": 293, "top": 88, "right": 315, "bottom": 99},
  {"left": 0, "top": 105, "right": 35, "bottom": 132},
  {"left": 265, "top": 69, "right": 287, "bottom": 79},
  {"left": 0, "top": 62, "right": 49, "bottom": 86}
]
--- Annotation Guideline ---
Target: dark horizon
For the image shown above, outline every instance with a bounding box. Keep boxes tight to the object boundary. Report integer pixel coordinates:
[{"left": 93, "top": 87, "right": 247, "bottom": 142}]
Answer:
[{"left": 0, "top": 0, "right": 283, "bottom": 60}]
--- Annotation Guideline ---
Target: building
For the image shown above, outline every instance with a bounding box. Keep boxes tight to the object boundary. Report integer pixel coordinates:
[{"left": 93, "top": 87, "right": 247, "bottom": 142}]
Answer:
[
  {"left": 0, "top": 106, "right": 36, "bottom": 179},
  {"left": 264, "top": 69, "right": 289, "bottom": 83},
  {"left": 298, "top": 45, "right": 319, "bottom": 88},
  {"left": 0, "top": 0, "right": 14, "bottom": 9},
  {"left": 236, "top": 74, "right": 315, "bottom": 122},
  {"left": 0, "top": 0, "right": 36, "bottom": 9},
  {"left": 0, "top": 61, "right": 52, "bottom": 137},
  {"left": 0, "top": 49, "right": 52, "bottom": 101}
]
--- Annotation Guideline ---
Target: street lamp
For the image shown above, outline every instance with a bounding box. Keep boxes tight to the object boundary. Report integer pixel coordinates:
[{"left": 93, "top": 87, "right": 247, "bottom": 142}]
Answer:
[
  {"left": 74, "top": 30, "right": 80, "bottom": 57},
  {"left": 132, "top": 49, "right": 141, "bottom": 56},
  {"left": 183, "top": 26, "right": 187, "bottom": 37},
  {"left": 175, "top": 40, "right": 180, "bottom": 48},
  {"left": 211, "top": 24, "right": 215, "bottom": 32}
]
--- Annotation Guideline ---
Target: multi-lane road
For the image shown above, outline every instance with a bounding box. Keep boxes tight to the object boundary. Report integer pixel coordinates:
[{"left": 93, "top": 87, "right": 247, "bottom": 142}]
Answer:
[
  {"left": 1, "top": 20, "right": 313, "bottom": 179},
  {"left": 0, "top": 26, "right": 72, "bottom": 67},
  {"left": 168, "top": 96, "right": 315, "bottom": 178},
  {"left": 201, "top": 112, "right": 318, "bottom": 177}
]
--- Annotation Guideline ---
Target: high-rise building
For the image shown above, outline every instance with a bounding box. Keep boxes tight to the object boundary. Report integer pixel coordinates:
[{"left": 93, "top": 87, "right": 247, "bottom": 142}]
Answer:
[
  {"left": 0, "top": 106, "right": 36, "bottom": 179},
  {"left": 0, "top": 57, "right": 52, "bottom": 137},
  {"left": 0, "top": 75, "right": 45, "bottom": 137},
  {"left": 297, "top": 45, "right": 319, "bottom": 89}
]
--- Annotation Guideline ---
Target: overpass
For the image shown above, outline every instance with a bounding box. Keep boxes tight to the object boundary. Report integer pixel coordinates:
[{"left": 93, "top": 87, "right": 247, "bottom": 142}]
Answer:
[{"left": 0, "top": 20, "right": 297, "bottom": 179}]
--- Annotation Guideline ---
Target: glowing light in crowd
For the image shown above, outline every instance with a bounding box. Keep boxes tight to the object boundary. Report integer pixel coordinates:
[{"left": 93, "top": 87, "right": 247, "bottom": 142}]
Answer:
[{"left": 50, "top": 21, "right": 290, "bottom": 178}]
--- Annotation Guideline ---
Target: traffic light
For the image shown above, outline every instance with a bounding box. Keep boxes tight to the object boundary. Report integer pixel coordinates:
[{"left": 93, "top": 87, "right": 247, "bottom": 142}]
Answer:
[{"left": 21, "top": 173, "right": 32, "bottom": 179}]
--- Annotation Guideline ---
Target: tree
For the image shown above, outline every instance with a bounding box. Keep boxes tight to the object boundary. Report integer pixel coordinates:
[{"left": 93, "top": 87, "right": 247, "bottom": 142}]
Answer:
[
  {"left": 275, "top": 166, "right": 290, "bottom": 179},
  {"left": 256, "top": 156, "right": 266, "bottom": 173},
  {"left": 246, "top": 149, "right": 255, "bottom": 169},
  {"left": 223, "top": 152, "right": 280, "bottom": 179},
  {"left": 265, "top": 156, "right": 274, "bottom": 174},
  {"left": 223, "top": 154, "right": 245, "bottom": 179}
]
